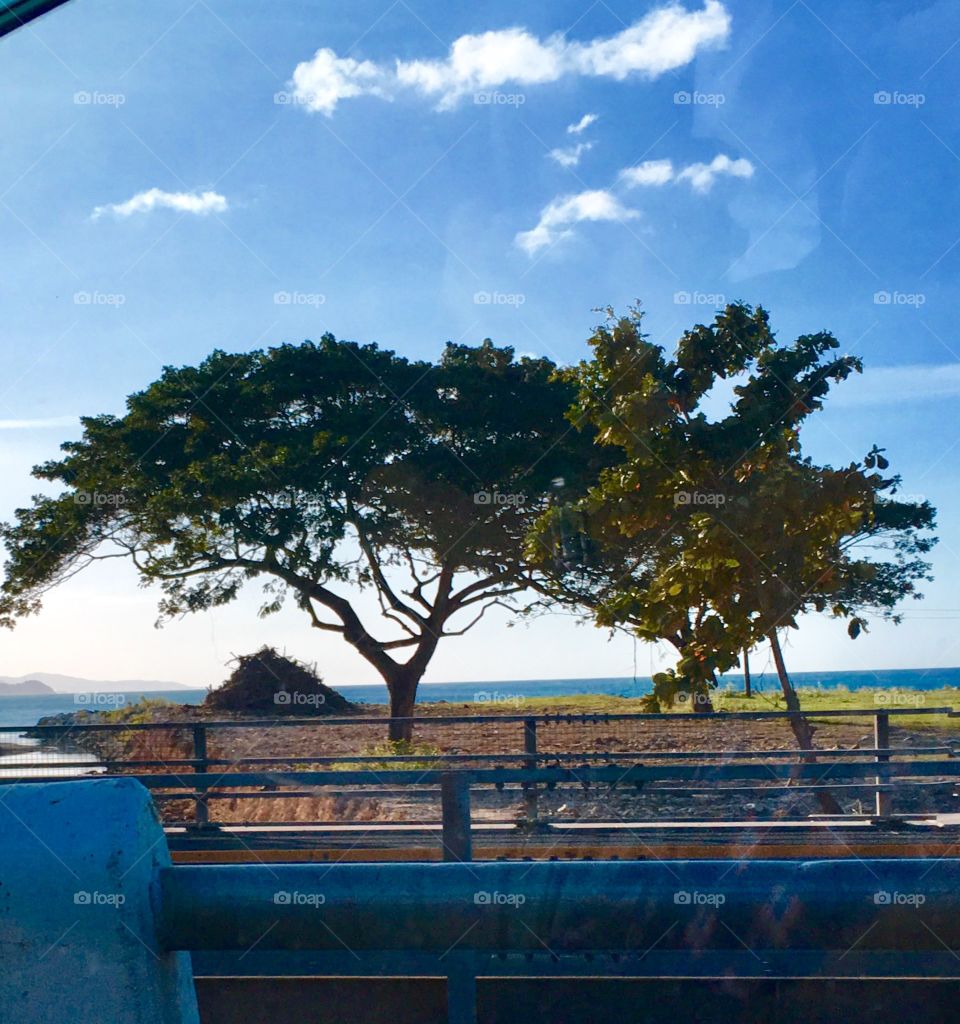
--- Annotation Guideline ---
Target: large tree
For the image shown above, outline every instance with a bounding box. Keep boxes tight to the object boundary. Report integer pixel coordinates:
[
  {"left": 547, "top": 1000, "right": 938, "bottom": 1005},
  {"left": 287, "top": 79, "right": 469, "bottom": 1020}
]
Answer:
[
  {"left": 530, "top": 305, "right": 936, "bottom": 779},
  {"left": 0, "top": 335, "right": 601, "bottom": 738}
]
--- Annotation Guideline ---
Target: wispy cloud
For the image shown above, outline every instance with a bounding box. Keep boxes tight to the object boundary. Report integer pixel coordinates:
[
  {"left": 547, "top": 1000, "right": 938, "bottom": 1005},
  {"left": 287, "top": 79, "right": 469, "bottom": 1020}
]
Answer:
[
  {"left": 519, "top": 151, "right": 753, "bottom": 254},
  {"left": 92, "top": 188, "right": 228, "bottom": 220},
  {"left": 515, "top": 190, "right": 639, "bottom": 255},
  {"left": 0, "top": 416, "right": 78, "bottom": 430},
  {"left": 620, "top": 153, "right": 753, "bottom": 191},
  {"left": 548, "top": 141, "right": 593, "bottom": 168},
  {"left": 289, "top": 2, "right": 731, "bottom": 114},
  {"left": 567, "top": 113, "right": 598, "bottom": 135},
  {"left": 677, "top": 154, "right": 753, "bottom": 192},
  {"left": 829, "top": 363, "right": 960, "bottom": 407},
  {"left": 702, "top": 363, "right": 960, "bottom": 419},
  {"left": 619, "top": 158, "right": 675, "bottom": 186}
]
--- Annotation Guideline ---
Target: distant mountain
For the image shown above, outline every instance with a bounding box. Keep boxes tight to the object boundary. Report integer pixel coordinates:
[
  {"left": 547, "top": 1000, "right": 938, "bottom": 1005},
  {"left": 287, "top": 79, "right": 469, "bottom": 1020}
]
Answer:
[
  {"left": 0, "top": 678, "right": 55, "bottom": 696},
  {"left": 0, "top": 672, "right": 194, "bottom": 694}
]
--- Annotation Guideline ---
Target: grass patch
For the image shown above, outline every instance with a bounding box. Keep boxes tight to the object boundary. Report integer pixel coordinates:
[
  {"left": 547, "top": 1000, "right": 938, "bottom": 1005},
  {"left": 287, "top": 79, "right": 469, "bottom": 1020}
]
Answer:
[
  {"left": 714, "top": 686, "right": 960, "bottom": 731},
  {"left": 422, "top": 688, "right": 960, "bottom": 730},
  {"left": 331, "top": 739, "right": 445, "bottom": 771},
  {"left": 98, "top": 696, "right": 180, "bottom": 725}
]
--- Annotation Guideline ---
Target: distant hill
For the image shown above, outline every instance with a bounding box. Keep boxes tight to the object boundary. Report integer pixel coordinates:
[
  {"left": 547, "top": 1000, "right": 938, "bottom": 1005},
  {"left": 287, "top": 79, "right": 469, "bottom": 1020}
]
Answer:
[
  {"left": 0, "top": 672, "right": 194, "bottom": 694},
  {"left": 0, "top": 678, "right": 55, "bottom": 696}
]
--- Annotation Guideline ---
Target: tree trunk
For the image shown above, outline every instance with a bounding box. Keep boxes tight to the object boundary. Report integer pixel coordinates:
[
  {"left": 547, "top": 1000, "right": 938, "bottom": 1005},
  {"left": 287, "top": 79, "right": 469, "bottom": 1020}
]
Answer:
[
  {"left": 768, "top": 631, "right": 842, "bottom": 815},
  {"left": 692, "top": 685, "right": 715, "bottom": 713},
  {"left": 386, "top": 672, "right": 421, "bottom": 742},
  {"left": 743, "top": 647, "right": 752, "bottom": 698},
  {"left": 692, "top": 670, "right": 716, "bottom": 714}
]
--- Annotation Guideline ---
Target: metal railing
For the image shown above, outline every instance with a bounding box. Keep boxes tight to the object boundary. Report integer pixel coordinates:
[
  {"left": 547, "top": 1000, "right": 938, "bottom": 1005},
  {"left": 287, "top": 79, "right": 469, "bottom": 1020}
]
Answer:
[
  {"left": 167, "top": 858, "right": 960, "bottom": 1023},
  {"left": 3, "top": 707, "right": 958, "bottom": 844}
]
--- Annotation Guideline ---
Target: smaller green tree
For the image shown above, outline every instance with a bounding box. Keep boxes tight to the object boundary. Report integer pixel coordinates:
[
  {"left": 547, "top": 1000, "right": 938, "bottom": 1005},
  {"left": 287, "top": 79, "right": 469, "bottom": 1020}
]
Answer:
[{"left": 531, "top": 304, "right": 936, "bottom": 792}]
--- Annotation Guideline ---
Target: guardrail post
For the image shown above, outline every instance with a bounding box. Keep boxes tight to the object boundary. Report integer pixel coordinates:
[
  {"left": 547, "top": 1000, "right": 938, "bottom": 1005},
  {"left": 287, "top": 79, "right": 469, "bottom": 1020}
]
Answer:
[
  {"left": 523, "top": 716, "right": 539, "bottom": 823},
  {"left": 192, "top": 724, "right": 210, "bottom": 828},
  {"left": 441, "top": 772, "right": 472, "bottom": 862},
  {"left": 874, "top": 711, "right": 892, "bottom": 817},
  {"left": 445, "top": 952, "right": 478, "bottom": 1024}
]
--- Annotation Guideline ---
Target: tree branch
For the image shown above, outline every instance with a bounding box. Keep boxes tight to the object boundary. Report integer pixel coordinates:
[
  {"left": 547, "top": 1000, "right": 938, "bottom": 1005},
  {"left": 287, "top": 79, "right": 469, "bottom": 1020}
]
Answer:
[{"left": 350, "top": 513, "right": 428, "bottom": 628}]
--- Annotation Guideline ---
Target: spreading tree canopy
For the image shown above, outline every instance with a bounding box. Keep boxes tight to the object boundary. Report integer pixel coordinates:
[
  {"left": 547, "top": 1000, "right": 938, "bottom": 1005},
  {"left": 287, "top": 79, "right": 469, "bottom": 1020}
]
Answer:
[{"left": 0, "top": 335, "right": 602, "bottom": 737}]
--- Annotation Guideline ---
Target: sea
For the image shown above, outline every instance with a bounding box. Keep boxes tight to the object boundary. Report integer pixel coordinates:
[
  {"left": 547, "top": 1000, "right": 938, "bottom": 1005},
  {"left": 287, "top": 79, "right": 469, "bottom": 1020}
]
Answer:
[{"left": 2, "top": 666, "right": 960, "bottom": 728}]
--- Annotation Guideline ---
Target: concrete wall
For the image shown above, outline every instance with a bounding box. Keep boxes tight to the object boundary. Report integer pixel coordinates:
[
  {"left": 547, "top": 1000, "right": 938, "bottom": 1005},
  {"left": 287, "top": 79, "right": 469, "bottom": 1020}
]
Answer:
[{"left": 0, "top": 778, "right": 198, "bottom": 1024}]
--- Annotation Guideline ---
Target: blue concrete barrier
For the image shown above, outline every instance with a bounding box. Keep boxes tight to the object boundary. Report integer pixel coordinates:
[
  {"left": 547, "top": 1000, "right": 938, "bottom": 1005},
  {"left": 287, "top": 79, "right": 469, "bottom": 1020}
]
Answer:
[
  {"left": 158, "top": 858, "right": 960, "bottom": 954},
  {"left": 5, "top": 778, "right": 960, "bottom": 1024},
  {"left": 0, "top": 779, "right": 198, "bottom": 1024}
]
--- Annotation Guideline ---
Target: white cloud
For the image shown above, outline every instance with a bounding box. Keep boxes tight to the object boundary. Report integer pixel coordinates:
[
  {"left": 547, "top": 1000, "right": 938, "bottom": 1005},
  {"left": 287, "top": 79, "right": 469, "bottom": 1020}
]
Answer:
[
  {"left": 619, "top": 153, "right": 753, "bottom": 191},
  {"left": 570, "top": 0, "right": 731, "bottom": 78},
  {"left": 289, "top": 49, "right": 391, "bottom": 116},
  {"left": 92, "top": 189, "right": 228, "bottom": 219},
  {"left": 396, "top": 27, "right": 566, "bottom": 108},
  {"left": 829, "top": 363, "right": 960, "bottom": 407},
  {"left": 515, "top": 189, "right": 639, "bottom": 255},
  {"left": 567, "top": 113, "right": 598, "bottom": 134},
  {"left": 521, "top": 151, "right": 753, "bottom": 256},
  {"left": 676, "top": 153, "right": 753, "bottom": 192},
  {"left": 548, "top": 141, "right": 593, "bottom": 168},
  {"left": 620, "top": 158, "right": 675, "bottom": 186},
  {"left": 290, "top": 2, "right": 731, "bottom": 114},
  {"left": 705, "top": 363, "right": 960, "bottom": 415},
  {"left": 0, "top": 416, "right": 78, "bottom": 430}
]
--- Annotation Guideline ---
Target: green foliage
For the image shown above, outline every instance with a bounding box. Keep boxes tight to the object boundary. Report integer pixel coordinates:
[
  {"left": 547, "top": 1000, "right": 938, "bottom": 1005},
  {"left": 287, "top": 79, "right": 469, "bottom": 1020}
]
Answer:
[
  {"left": 100, "top": 697, "right": 178, "bottom": 725},
  {"left": 334, "top": 738, "right": 444, "bottom": 771},
  {"left": 0, "top": 336, "right": 602, "bottom": 720},
  {"left": 530, "top": 303, "right": 937, "bottom": 710}
]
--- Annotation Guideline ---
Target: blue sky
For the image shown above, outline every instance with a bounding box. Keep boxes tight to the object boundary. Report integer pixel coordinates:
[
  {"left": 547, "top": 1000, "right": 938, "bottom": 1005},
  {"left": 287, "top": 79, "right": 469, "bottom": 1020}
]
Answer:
[{"left": 1, "top": 0, "right": 959, "bottom": 687}]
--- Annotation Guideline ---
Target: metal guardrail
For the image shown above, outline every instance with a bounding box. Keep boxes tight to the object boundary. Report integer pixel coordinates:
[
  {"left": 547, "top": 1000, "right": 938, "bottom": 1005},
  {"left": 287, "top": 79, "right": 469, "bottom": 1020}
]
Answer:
[
  {"left": 161, "top": 858, "right": 960, "bottom": 1023},
  {"left": 9, "top": 771, "right": 960, "bottom": 1024},
  {"left": 3, "top": 706, "right": 959, "bottom": 843}
]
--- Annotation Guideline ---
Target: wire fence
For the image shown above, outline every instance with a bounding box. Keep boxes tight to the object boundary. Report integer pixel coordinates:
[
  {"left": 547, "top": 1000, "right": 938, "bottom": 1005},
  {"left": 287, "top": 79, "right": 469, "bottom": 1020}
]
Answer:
[{"left": 2, "top": 707, "right": 958, "bottom": 828}]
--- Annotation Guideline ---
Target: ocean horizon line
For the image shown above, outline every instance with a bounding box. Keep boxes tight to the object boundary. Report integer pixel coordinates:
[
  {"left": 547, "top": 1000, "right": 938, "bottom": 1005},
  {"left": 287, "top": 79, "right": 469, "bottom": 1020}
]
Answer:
[{"left": 6, "top": 664, "right": 960, "bottom": 693}]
